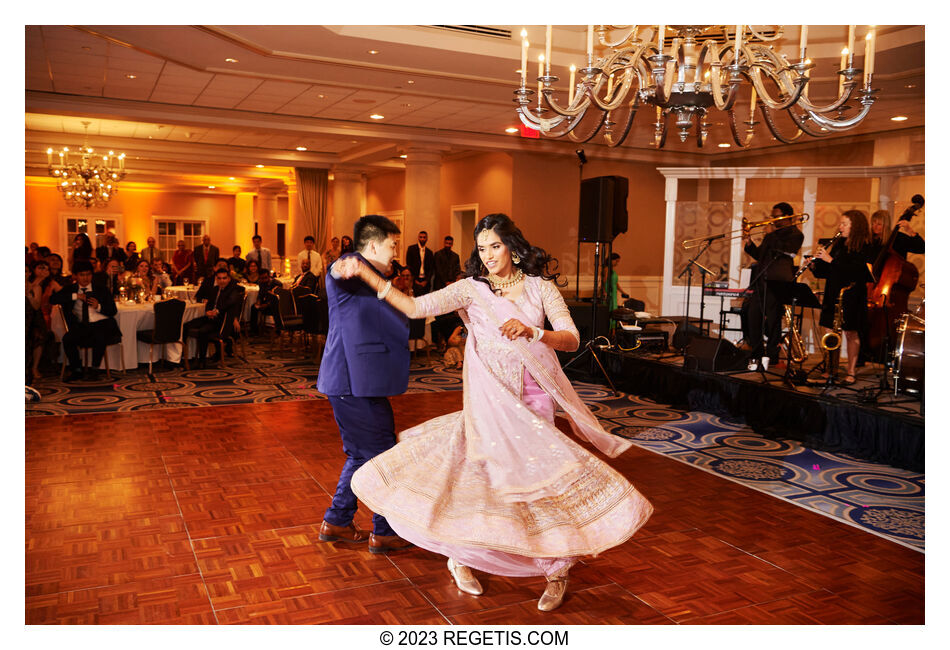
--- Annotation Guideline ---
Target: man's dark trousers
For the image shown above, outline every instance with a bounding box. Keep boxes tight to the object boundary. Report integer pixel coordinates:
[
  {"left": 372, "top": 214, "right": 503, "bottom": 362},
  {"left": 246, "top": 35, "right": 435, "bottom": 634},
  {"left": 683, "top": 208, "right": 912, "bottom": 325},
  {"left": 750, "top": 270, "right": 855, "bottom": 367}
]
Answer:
[{"left": 324, "top": 394, "right": 397, "bottom": 536}]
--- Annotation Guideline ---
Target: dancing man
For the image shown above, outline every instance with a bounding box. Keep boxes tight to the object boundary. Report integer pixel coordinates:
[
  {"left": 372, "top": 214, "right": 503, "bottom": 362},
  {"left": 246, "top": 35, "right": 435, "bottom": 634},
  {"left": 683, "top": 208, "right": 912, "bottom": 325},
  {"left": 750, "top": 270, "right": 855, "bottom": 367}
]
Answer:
[{"left": 316, "top": 215, "right": 414, "bottom": 554}]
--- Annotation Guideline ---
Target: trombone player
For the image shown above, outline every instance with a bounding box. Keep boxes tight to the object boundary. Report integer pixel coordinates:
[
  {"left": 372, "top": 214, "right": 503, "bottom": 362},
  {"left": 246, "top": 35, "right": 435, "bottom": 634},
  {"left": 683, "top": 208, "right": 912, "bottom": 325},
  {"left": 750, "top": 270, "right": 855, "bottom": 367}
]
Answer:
[{"left": 742, "top": 202, "right": 804, "bottom": 369}]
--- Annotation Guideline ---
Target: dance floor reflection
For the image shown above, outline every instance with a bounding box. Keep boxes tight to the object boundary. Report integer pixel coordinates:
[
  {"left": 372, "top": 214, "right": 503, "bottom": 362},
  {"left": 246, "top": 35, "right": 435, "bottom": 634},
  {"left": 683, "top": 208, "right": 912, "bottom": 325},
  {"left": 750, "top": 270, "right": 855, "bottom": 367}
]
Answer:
[{"left": 25, "top": 394, "right": 923, "bottom": 624}]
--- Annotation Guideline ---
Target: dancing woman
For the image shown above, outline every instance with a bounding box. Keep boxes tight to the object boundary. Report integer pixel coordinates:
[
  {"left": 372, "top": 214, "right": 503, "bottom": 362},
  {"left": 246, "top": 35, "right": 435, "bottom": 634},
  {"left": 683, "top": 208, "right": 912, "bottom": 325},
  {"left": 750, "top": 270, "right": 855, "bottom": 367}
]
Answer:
[{"left": 337, "top": 214, "right": 653, "bottom": 611}]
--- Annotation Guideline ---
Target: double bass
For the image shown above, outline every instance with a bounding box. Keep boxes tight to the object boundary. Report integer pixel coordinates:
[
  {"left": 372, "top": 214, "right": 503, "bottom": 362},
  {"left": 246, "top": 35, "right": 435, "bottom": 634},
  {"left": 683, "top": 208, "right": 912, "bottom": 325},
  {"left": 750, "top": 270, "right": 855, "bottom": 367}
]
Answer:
[{"left": 867, "top": 194, "right": 924, "bottom": 352}]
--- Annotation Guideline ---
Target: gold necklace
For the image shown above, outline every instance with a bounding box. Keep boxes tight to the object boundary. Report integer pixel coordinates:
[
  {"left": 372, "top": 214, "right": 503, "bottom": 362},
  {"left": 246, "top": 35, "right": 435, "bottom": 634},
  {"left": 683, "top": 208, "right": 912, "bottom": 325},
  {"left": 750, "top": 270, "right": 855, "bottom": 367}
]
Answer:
[{"left": 487, "top": 268, "right": 524, "bottom": 290}]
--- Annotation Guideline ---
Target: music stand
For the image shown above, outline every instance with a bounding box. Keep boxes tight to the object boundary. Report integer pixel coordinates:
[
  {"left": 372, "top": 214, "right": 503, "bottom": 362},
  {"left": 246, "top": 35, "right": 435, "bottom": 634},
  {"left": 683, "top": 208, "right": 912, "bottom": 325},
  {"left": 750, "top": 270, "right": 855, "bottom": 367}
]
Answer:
[
  {"left": 766, "top": 281, "right": 821, "bottom": 387},
  {"left": 676, "top": 237, "right": 716, "bottom": 353}
]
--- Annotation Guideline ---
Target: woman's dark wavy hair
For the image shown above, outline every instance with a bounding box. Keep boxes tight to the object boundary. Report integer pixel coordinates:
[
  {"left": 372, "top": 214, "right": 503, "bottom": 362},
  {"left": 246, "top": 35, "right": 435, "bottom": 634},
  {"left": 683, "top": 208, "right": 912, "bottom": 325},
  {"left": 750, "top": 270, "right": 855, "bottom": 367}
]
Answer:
[
  {"left": 843, "top": 209, "right": 870, "bottom": 253},
  {"left": 463, "top": 213, "right": 565, "bottom": 290}
]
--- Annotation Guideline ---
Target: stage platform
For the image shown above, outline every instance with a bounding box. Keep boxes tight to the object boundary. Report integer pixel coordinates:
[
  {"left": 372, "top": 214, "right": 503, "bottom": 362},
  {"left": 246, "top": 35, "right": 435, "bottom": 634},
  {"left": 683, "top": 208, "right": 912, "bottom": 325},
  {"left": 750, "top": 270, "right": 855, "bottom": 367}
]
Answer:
[{"left": 566, "top": 348, "right": 924, "bottom": 473}]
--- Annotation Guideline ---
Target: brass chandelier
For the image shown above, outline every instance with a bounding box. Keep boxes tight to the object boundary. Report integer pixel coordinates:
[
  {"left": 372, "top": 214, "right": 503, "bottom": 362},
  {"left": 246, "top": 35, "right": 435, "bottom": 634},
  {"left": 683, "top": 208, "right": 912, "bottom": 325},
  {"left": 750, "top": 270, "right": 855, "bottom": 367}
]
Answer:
[
  {"left": 515, "top": 25, "right": 878, "bottom": 148},
  {"left": 46, "top": 121, "right": 126, "bottom": 208}
]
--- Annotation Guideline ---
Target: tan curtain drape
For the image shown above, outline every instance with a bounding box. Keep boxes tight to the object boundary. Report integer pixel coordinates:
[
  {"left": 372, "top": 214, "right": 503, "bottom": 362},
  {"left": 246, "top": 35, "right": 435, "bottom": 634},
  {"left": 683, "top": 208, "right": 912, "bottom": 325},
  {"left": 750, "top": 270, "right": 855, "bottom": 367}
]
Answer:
[{"left": 294, "top": 167, "right": 330, "bottom": 251}]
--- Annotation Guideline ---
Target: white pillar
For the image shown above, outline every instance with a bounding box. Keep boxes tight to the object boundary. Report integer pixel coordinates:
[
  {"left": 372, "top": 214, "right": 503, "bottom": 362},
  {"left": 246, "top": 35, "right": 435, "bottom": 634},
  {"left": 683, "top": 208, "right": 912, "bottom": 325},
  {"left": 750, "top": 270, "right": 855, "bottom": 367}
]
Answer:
[
  {"left": 404, "top": 147, "right": 442, "bottom": 247},
  {"left": 661, "top": 176, "right": 679, "bottom": 315},
  {"left": 234, "top": 192, "right": 255, "bottom": 257},
  {"left": 331, "top": 170, "right": 365, "bottom": 241},
  {"left": 728, "top": 176, "right": 747, "bottom": 290},
  {"left": 802, "top": 177, "right": 818, "bottom": 255}
]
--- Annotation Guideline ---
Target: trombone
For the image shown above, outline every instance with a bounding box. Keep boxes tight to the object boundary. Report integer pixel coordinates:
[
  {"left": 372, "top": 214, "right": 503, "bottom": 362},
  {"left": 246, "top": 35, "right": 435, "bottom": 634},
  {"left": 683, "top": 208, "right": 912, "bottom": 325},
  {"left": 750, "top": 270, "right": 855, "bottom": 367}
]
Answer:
[{"left": 681, "top": 213, "right": 809, "bottom": 249}]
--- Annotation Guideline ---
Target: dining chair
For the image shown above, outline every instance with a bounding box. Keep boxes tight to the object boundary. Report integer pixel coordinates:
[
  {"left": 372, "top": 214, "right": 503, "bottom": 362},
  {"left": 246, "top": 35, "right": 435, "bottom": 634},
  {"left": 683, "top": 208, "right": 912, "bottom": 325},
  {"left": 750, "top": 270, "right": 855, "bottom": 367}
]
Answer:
[{"left": 136, "top": 298, "right": 186, "bottom": 374}]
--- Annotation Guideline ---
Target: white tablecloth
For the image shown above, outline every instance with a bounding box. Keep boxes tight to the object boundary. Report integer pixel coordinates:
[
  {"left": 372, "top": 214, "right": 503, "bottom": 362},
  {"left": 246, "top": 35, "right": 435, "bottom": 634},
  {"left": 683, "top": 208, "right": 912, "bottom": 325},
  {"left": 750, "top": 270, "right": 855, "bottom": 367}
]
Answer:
[{"left": 104, "top": 300, "right": 206, "bottom": 369}]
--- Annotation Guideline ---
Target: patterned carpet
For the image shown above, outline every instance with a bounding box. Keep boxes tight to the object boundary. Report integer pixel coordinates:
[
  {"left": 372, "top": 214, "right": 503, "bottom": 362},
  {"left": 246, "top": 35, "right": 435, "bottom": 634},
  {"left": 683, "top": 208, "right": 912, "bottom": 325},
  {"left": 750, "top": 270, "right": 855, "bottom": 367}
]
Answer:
[{"left": 25, "top": 338, "right": 924, "bottom": 550}]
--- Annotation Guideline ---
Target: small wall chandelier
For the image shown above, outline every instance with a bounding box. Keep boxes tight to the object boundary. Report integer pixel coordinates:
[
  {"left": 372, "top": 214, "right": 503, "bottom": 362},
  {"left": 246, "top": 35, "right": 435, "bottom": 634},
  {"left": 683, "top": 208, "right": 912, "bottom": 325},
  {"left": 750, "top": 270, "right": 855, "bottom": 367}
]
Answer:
[
  {"left": 47, "top": 121, "right": 126, "bottom": 208},
  {"left": 515, "top": 25, "right": 878, "bottom": 148}
]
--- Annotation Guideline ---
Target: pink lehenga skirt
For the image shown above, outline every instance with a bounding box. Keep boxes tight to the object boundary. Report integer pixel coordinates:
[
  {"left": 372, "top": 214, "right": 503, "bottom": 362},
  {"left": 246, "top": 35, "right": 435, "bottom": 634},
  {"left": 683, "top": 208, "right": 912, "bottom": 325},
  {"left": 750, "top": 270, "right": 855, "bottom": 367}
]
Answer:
[{"left": 351, "top": 358, "right": 653, "bottom": 578}]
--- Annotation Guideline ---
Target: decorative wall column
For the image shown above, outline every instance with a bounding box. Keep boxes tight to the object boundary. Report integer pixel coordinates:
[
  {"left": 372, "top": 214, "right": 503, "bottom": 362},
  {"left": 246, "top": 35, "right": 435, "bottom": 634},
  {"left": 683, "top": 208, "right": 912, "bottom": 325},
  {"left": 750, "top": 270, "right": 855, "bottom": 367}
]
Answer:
[
  {"left": 728, "top": 177, "right": 747, "bottom": 289},
  {"left": 802, "top": 177, "right": 818, "bottom": 253},
  {"left": 234, "top": 192, "right": 255, "bottom": 255},
  {"left": 404, "top": 147, "right": 443, "bottom": 243},
  {"left": 331, "top": 170, "right": 364, "bottom": 240},
  {"left": 256, "top": 188, "right": 279, "bottom": 257},
  {"left": 660, "top": 176, "right": 679, "bottom": 315}
]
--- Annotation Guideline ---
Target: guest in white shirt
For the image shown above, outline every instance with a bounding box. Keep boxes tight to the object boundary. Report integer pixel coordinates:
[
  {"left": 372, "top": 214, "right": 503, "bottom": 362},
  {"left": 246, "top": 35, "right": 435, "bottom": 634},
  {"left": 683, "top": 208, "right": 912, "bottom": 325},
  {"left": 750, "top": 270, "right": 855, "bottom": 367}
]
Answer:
[
  {"left": 246, "top": 235, "right": 272, "bottom": 271},
  {"left": 297, "top": 235, "right": 324, "bottom": 285},
  {"left": 151, "top": 258, "right": 173, "bottom": 293}
]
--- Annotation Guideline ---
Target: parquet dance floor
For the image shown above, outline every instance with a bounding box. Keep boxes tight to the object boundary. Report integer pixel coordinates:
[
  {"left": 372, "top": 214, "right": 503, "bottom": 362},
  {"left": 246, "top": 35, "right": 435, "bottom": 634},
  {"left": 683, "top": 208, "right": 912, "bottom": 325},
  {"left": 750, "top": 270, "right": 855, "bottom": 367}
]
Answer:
[{"left": 25, "top": 394, "right": 924, "bottom": 625}]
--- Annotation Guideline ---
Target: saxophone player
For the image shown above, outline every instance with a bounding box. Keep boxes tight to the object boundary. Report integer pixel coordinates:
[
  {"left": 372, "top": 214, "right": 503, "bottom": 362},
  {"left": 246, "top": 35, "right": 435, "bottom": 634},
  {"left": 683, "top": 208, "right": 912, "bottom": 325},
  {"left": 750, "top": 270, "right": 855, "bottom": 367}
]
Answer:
[
  {"left": 809, "top": 210, "right": 873, "bottom": 385},
  {"left": 742, "top": 202, "right": 804, "bottom": 369}
]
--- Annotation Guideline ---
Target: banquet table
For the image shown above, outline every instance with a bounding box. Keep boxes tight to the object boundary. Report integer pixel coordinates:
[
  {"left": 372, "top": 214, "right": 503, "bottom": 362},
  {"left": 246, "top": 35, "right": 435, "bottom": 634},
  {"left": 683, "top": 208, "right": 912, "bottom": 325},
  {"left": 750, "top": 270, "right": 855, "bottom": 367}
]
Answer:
[
  {"left": 164, "top": 284, "right": 260, "bottom": 323},
  {"left": 102, "top": 299, "right": 206, "bottom": 369}
]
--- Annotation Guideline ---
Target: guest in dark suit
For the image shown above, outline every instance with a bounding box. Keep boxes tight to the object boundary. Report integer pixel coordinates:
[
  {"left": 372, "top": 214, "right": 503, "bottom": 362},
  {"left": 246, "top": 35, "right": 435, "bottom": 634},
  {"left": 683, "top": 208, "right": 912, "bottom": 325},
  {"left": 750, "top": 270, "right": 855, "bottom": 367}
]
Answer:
[
  {"left": 183, "top": 267, "right": 243, "bottom": 368},
  {"left": 194, "top": 260, "right": 230, "bottom": 303},
  {"left": 93, "top": 259, "right": 124, "bottom": 299},
  {"left": 249, "top": 269, "right": 281, "bottom": 335},
  {"left": 193, "top": 234, "right": 220, "bottom": 280},
  {"left": 405, "top": 230, "right": 435, "bottom": 296},
  {"left": 432, "top": 235, "right": 461, "bottom": 292},
  {"left": 742, "top": 201, "right": 804, "bottom": 366},
  {"left": 291, "top": 259, "right": 319, "bottom": 293},
  {"left": 95, "top": 234, "right": 127, "bottom": 266},
  {"left": 50, "top": 261, "right": 121, "bottom": 381},
  {"left": 315, "top": 214, "right": 412, "bottom": 554},
  {"left": 226, "top": 245, "right": 246, "bottom": 274},
  {"left": 123, "top": 241, "right": 141, "bottom": 271}
]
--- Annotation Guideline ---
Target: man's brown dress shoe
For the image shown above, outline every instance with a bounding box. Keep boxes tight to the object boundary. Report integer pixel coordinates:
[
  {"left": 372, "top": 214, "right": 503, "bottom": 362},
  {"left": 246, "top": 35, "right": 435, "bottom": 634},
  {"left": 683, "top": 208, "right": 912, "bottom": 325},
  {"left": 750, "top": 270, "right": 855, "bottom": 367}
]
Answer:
[
  {"left": 318, "top": 520, "right": 369, "bottom": 543},
  {"left": 368, "top": 533, "right": 414, "bottom": 554}
]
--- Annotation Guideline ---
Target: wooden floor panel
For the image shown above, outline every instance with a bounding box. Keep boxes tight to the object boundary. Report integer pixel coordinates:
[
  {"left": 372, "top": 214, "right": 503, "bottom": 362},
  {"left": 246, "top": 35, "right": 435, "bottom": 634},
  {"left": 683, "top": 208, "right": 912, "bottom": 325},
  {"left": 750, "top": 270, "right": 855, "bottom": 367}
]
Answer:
[{"left": 25, "top": 394, "right": 924, "bottom": 625}]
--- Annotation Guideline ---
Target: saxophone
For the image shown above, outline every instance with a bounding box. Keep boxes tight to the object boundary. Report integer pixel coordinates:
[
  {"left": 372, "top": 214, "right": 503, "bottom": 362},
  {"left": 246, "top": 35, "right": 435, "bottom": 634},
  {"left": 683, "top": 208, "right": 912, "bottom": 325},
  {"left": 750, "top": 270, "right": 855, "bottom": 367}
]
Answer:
[
  {"left": 820, "top": 284, "right": 850, "bottom": 375},
  {"left": 784, "top": 304, "right": 807, "bottom": 363}
]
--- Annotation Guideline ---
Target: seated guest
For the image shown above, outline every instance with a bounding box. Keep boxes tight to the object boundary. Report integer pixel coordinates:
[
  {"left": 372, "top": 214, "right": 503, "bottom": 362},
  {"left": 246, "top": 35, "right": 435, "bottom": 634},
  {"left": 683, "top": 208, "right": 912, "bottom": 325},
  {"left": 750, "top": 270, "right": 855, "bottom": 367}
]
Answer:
[
  {"left": 93, "top": 258, "right": 124, "bottom": 299},
  {"left": 393, "top": 266, "right": 414, "bottom": 295},
  {"left": 46, "top": 253, "right": 70, "bottom": 285},
  {"left": 226, "top": 245, "right": 246, "bottom": 274},
  {"left": 194, "top": 260, "right": 231, "bottom": 303},
  {"left": 96, "top": 234, "right": 127, "bottom": 265},
  {"left": 36, "top": 246, "right": 51, "bottom": 262},
  {"left": 26, "top": 242, "right": 40, "bottom": 265},
  {"left": 27, "top": 260, "right": 55, "bottom": 328},
  {"left": 141, "top": 236, "right": 163, "bottom": 264},
  {"left": 183, "top": 267, "right": 243, "bottom": 368},
  {"left": 431, "top": 273, "right": 465, "bottom": 351},
  {"left": 443, "top": 325, "right": 466, "bottom": 369},
  {"left": 123, "top": 240, "right": 141, "bottom": 271},
  {"left": 291, "top": 259, "right": 318, "bottom": 293},
  {"left": 151, "top": 258, "right": 173, "bottom": 294},
  {"left": 171, "top": 239, "right": 195, "bottom": 285},
  {"left": 49, "top": 260, "right": 121, "bottom": 381},
  {"left": 127, "top": 259, "right": 156, "bottom": 297},
  {"left": 244, "top": 259, "right": 261, "bottom": 284},
  {"left": 249, "top": 269, "right": 281, "bottom": 335}
]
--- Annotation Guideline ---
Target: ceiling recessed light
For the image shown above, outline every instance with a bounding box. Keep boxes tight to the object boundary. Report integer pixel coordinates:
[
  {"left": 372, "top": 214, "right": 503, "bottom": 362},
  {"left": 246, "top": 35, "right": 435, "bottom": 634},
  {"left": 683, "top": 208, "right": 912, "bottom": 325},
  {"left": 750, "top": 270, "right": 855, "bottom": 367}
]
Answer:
[
  {"left": 208, "top": 185, "right": 216, "bottom": 189},
  {"left": 407, "top": 80, "right": 415, "bottom": 84},
  {"left": 904, "top": 84, "right": 916, "bottom": 89},
  {"left": 369, "top": 114, "right": 385, "bottom": 120},
  {"left": 296, "top": 146, "right": 308, "bottom": 151},
  {"left": 317, "top": 94, "right": 326, "bottom": 98},
  {"left": 225, "top": 58, "right": 239, "bottom": 63},
  {"left": 256, "top": 164, "right": 264, "bottom": 168},
  {"left": 717, "top": 143, "right": 731, "bottom": 148},
  {"left": 399, "top": 154, "right": 408, "bottom": 159},
  {"left": 125, "top": 74, "right": 136, "bottom": 79},
  {"left": 401, "top": 103, "right": 412, "bottom": 108},
  {"left": 368, "top": 49, "right": 380, "bottom": 55},
  {"left": 229, "top": 177, "right": 235, "bottom": 181},
  {"left": 505, "top": 127, "right": 519, "bottom": 134},
  {"left": 891, "top": 115, "right": 909, "bottom": 122}
]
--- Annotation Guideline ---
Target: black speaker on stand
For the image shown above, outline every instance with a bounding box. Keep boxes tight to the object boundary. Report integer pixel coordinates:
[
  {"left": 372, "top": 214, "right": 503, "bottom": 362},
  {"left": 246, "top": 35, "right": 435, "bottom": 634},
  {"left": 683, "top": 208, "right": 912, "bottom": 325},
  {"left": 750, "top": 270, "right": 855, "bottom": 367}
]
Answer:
[{"left": 563, "top": 173, "right": 630, "bottom": 395}]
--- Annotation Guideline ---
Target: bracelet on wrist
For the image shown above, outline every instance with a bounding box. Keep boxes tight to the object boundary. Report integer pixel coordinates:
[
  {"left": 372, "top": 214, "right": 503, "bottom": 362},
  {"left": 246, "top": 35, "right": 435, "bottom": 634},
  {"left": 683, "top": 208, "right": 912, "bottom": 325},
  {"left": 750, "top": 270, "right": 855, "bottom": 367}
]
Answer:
[
  {"left": 377, "top": 280, "right": 393, "bottom": 300},
  {"left": 530, "top": 326, "right": 543, "bottom": 344}
]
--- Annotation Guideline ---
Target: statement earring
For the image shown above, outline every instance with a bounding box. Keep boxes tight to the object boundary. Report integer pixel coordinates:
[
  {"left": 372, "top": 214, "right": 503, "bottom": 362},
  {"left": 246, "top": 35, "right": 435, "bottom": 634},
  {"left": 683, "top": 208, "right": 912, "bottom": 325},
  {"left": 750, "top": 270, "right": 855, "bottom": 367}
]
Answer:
[{"left": 511, "top": 252, "right": 521, "bottom": 265}]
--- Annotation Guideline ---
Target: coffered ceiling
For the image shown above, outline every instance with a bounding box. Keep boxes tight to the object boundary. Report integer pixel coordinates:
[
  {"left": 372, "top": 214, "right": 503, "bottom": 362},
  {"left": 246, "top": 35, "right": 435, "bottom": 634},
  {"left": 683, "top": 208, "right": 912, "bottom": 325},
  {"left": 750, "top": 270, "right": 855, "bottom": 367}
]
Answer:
[{"left": 25, "top": 25, "right": 925, "bottom": 193}]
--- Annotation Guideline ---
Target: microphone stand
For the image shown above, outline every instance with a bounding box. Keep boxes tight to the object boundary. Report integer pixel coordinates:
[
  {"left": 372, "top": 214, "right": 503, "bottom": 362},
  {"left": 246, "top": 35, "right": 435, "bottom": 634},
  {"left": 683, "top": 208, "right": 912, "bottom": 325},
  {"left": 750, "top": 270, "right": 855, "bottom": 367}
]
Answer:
[{"left": 677, "top": 237, "right": 716, "bottom": 352}]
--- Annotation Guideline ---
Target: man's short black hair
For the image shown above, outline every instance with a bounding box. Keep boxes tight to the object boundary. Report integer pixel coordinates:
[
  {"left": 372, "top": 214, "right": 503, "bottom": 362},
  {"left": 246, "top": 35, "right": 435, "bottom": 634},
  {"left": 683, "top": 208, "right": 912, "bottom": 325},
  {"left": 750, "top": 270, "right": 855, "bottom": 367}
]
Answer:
[
  {"left": 37, "top": 246, "right": 51, "bottom": 257},
  {"left": 773, "top": 202, "right": 794, "bottom": 217},
  {"left": 252, "top": 234, "right": 262, "bottom": 241},
  {"left": 354, "top": 215, "right": 401, "bottom": 251},
  {"left": 73, "top": 260, "right": 94, "bottom": 274},
  {"left": 214, "top": 267, "right": 231, "bottom": 277},
  {"left": 444, "top": 235, "right": 454, "bottom": 242},
  {"left": 418, "top": 230, "right": 428, "bottom": 236},
  {"left": 233, "top": 245, "right": 241, "bottom": 252},
  {"left": 304, "top": 235, "right": 315, "bottom": 243}
]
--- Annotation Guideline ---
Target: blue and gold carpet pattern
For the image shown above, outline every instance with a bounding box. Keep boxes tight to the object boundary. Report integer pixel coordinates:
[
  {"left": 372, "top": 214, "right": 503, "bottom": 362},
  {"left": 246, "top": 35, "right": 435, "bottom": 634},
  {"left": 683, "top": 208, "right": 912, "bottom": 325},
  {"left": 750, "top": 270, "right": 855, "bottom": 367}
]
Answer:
[{"left": 25, "top": 343, "right": 923, "bottom": 550}]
